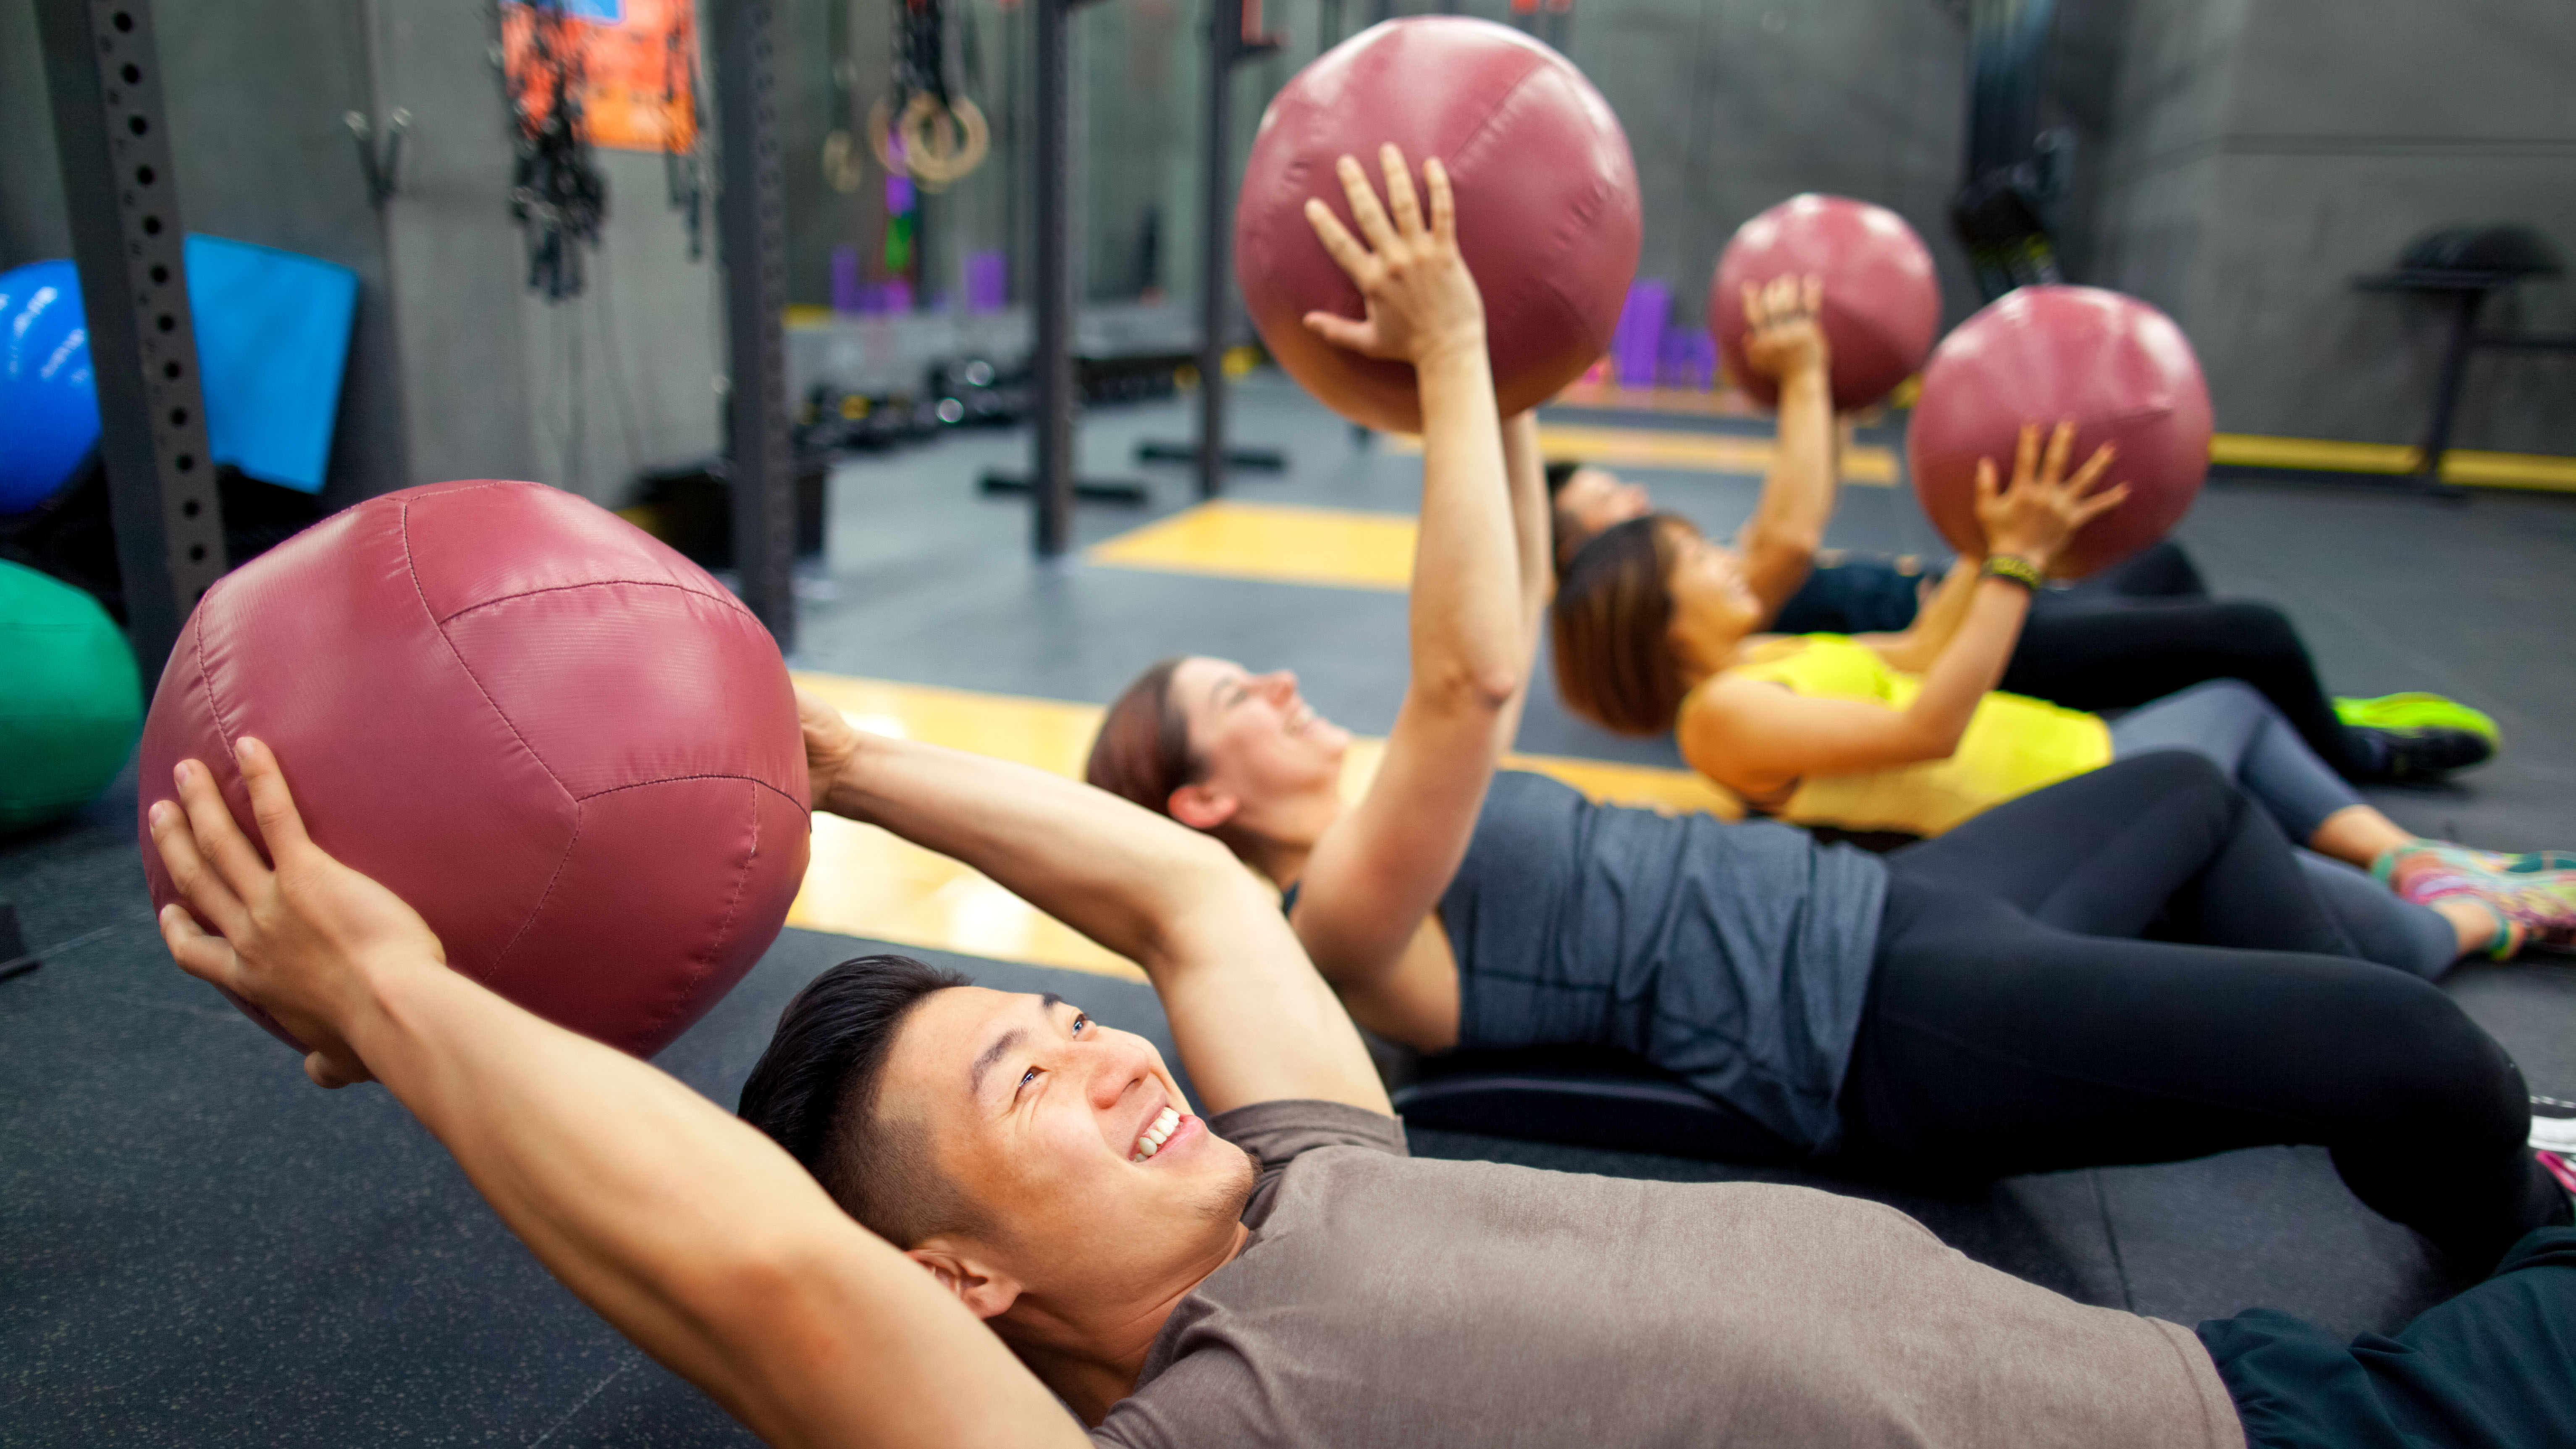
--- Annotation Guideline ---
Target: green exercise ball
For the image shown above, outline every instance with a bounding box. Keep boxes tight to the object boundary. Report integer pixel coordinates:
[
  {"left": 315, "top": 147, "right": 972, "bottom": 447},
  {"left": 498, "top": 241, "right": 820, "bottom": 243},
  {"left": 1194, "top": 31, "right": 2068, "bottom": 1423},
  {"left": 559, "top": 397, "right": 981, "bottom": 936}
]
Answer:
[{"left": 1, "top": 559, "right": 143, "bottom": 831}]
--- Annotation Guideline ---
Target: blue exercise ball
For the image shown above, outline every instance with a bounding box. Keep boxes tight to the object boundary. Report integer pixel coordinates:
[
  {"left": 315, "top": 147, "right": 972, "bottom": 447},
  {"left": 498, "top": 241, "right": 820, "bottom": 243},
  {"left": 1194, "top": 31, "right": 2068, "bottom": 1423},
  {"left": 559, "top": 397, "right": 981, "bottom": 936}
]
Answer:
[{"left": 0, "top": 260, "right": 102, "bottom": 515}]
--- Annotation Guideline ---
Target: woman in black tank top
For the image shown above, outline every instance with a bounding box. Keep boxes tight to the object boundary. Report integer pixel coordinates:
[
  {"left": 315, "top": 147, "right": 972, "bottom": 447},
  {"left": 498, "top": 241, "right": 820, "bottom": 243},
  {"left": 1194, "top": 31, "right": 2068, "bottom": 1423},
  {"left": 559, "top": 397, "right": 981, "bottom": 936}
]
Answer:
[{"left": 1079, "top": 272, "right": 2566, "bottom": 1268}]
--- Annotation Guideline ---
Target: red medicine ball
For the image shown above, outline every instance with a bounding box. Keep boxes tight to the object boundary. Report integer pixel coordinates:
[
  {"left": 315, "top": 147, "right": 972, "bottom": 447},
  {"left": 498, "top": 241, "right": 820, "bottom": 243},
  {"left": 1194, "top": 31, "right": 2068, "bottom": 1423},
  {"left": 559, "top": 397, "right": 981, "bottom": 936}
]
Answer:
[
  {"left": 139, "top": 480, "right": 810, "bottom": 1058},
  {"left": 1712, "top": 194, "right": 1941, "bottom": 412},
  {"left": 1235, "top": 16, "right": 1642, "bottom": 433},
  {"left": 1907, "top": 286, "right": 2214, "bottom": 580}
]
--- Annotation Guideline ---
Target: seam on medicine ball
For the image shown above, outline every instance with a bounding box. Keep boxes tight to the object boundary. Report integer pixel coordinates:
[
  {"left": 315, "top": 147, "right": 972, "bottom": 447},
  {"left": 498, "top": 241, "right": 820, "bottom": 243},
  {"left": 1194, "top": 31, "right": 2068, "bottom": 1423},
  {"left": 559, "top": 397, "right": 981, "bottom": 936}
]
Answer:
[
  {"left": 192, "top": 598, "right": 238, "bottom": 765},
  {"left": 432, "top": 577, "right": 751, "bottom": 629},
  {"left": 398, "top": 499, "right": 573, "bottom": 804},
  {"left": 704, "top": 780, "right": 758, "bottom": 982},
  {"left": 577, "top": 772, "right": 807, "bottom": 815},
  {"left": 485, "top": 803, "right": 582, "bottom": 984},
  {"left": 1554, "top": 174, "right": 1623, "bottom": 349},
  {"left": 651, "top": 780, "right": 761, "bottom": 1037},
  {"left": 1438, "top": 55, "right": 1544, "bottom": 190}
]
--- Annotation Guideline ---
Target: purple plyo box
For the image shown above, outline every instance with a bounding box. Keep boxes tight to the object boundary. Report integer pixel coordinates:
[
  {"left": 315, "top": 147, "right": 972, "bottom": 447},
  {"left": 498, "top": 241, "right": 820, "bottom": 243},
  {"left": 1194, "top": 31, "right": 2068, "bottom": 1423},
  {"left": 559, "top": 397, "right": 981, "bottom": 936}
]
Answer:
[
  {"left": 965, "top": 251, "right": 1007, "bottom": 313},
  {"left": 1612, "top": 280, "right": 1670, "bottom": 388}
]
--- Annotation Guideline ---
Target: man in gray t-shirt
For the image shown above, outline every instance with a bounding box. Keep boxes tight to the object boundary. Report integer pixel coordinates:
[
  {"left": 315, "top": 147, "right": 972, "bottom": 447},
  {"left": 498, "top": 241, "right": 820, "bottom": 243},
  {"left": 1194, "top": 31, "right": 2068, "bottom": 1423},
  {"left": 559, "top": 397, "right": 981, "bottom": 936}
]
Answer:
[
  {"left": 1098, "top": 1099, "right": 2236, "bottom": 1447},
  {"left": 157, "top": 714, "right": 2576, "bottom": 1447}
]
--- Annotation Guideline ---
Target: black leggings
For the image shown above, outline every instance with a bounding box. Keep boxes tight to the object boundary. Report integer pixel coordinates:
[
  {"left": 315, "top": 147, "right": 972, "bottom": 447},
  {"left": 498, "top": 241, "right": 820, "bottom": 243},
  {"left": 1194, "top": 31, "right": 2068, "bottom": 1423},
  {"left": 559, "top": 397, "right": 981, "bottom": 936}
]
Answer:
[
  {"left": 1836, "top": 752, "right": 2562, "bottom": 1270},
  {"left": 1778, "top": 542, "right": 2371, "bottom": 777},
  {"left": 2003, "top": 598, "right": 2370, "bottom": 779}
]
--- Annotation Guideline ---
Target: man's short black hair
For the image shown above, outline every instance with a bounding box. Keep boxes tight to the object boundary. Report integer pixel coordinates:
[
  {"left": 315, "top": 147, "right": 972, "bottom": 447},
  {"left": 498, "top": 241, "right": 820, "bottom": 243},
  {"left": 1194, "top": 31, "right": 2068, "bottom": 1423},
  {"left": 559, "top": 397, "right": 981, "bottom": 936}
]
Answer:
[
  {"left": 1544, "top": 459, "right": 1582, "bottom": 497},
  {"left": 738, "top": 954, "right": 979, "bottom": 1246}
]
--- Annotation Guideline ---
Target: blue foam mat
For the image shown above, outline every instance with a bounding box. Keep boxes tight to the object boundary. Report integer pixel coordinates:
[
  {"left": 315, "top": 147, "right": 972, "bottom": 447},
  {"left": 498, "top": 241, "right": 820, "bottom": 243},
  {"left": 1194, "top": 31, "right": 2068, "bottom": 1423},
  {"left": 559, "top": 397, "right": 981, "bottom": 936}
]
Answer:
[{"left": 184, "top": 235, "right": 358, "bottom": 496}]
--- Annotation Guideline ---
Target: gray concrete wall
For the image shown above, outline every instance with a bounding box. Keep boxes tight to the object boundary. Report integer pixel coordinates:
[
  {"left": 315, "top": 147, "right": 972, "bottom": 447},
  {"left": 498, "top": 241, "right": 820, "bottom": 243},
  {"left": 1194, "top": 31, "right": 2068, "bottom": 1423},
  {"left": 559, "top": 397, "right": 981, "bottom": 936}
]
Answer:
[
  {"left": 370, "top": 3, "right": 719, "bottom": 504},
  {"left": 0, "top": 0, "right": 73, "bottom": 268},
  {"left": 514, "top": 150, "right": 726, "bottom": 503},
  {"left": 2091, "top": 0, "right": 2576, "bottom": 452},
  {"left": 1566, "top": 0, "right": 1979, "bottom": 336},
  {"left": 5, "top": 0, "right": 721, "bottom": 507},
  {"left": 156, "top": 0, "right": 412, "bottom": 508}
]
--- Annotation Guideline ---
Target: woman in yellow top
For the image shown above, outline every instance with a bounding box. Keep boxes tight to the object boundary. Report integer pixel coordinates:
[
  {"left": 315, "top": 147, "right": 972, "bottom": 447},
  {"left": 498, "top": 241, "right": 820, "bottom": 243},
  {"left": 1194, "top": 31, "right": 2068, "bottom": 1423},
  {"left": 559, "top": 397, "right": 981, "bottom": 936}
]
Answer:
[{"left": 1550, "top": 421, "right": 2576, "bottom": 972}]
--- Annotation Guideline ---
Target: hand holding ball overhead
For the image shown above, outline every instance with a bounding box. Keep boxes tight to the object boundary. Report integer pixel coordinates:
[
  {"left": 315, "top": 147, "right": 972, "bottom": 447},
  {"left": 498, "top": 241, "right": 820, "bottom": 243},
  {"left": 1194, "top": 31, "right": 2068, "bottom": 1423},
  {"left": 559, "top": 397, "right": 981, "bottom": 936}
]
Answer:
[
  {"left": 149, "top": 739, "right": 442, "bottom": 1090},
  {"left": 1236, "top": 17, "right": 1640, "bottom": 430},
  {"left": 1296, "top": 145, "right": 1487, "bottom": 369},
  {"left": 1713, "top": 194, "right": 1939, "bottom": 412},
  {"left": 138, "top": 480, "right": 810, "bottom": 1062},
  {"left": 1969, "top": 420, "right": 2133, "bottom": 578},
  {"left": 1735, "top": 273, "right": 1830, "bottom": 390},
  {"left": 1907, "top": 286, "right": 2211, "bottom": 578}
]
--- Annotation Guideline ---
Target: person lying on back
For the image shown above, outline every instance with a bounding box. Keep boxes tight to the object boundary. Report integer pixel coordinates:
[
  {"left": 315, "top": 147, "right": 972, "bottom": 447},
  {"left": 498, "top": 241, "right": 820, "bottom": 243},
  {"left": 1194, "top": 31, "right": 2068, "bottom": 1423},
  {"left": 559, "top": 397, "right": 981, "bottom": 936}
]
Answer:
[{"left": 1544, "top": 399, "right": 2495, "bottom": 783}]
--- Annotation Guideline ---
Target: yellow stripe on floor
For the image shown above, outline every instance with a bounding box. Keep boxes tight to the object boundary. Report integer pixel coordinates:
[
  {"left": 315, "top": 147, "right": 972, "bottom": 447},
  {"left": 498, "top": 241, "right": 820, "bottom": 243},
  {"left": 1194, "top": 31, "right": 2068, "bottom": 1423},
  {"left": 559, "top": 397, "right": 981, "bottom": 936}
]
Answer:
[
  {"left": 1382, "top": 424, "right": 1903, "bottom": 485},
  {"left": 2210, "top": 433, "right": 2576, "bottom": 492},
  {"left": 1085, "top": 501, "right": 1418, "bottom": 591},
  {"left": 787, "top": 672, "right": 1738, "bottom": 981}
]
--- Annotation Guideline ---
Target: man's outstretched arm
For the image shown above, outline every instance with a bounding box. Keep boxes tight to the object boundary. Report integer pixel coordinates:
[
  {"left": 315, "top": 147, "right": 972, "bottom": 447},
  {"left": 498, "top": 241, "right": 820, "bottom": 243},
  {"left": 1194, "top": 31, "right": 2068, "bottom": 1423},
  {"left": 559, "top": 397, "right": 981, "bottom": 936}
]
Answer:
[
  {"left": 148, "top": 740, "right": 1089, "bottom": 1449},
  {"left": 805, "top": 701, "right": 1392, "bottom": 1119}
]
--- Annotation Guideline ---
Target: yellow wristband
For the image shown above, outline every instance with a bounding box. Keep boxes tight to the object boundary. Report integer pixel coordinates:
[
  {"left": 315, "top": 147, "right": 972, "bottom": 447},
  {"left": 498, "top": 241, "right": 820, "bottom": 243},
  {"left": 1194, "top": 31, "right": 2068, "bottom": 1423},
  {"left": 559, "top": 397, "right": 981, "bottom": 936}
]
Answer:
[{"left": 1981, "top": 554, "right": 2045, "bottom": 590}]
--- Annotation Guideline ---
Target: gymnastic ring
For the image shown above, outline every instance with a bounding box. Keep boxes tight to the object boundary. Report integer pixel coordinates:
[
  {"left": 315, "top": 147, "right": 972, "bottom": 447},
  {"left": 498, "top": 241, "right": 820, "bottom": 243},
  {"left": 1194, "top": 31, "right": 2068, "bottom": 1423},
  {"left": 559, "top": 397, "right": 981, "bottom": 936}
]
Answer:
[
  {"left": 867, "top": 95, "right": 906, "bottom": 177},
  {"left": 899, "top": 94, "right": 989, "bottom": 190}
]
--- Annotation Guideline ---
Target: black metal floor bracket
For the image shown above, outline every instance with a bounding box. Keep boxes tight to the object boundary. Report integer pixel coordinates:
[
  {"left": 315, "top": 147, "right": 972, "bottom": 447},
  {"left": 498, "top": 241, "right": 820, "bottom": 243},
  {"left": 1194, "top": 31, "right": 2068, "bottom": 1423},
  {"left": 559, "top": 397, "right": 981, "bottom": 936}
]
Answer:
[
  {"left": 979, "top": 473, "right": 1151, "bottom": 507},
  {"left": 1136, "top": 441, "right": 1286, "bottom": 470}
]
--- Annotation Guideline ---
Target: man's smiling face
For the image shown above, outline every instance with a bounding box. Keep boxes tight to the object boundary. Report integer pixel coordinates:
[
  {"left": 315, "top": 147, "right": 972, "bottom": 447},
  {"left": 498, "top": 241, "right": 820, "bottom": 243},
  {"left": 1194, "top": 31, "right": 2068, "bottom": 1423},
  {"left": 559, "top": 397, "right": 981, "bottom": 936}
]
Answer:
[{"left": 875, "top": 986, "right": 1256, "bottom": 1308}]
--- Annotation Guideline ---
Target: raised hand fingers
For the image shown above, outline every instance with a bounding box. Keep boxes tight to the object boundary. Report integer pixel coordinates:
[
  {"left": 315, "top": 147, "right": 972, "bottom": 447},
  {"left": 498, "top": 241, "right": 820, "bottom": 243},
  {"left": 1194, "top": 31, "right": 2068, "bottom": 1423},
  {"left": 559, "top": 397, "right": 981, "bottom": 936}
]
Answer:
[
  {"left": 234, "top": 738, "right": 316, "bottom": 866},
  {"left": 1973, "top": 456, "right": 2000, "bottom": 511},
  {"left": 2038, "top": 420, "right": 2076, "bottom": 487},
  {"left": 1302, "top": 197, "right": 1374, "bottom": 282},
  {"left": 2011, "top": 422, "right": 2042, "bottom": 489},
  {"left": 168, "top": 763, "right": 269, "bottom": 918},
  {"left": 1335, "top": 154, "right": 1399, "bottom": 253},
  {"left": 2069, "top": 481, "right": 2133, "bottom": 527},
  {"left": 1423, "top": 158, "right": 1455, "bottom": 245},
  {"left": 1301, "top": 308, "right": 1375, "bottom": 351},
  {"left": 1378, "top": 144, "right": 1424, "bottom": 239},
  {"left": 1800, "top": 273, "right": 1822, "bottom": 318},
  {"left": 2065, "top": 441, "right": 2120, "bottom": 496},
  {"left": 150, "top": 794, "right": 251, "bottom": 943},
  {"left": 157, "top": 898, "right": 241, "bottom": 986},
  {"left": 1763, "top": 275, "right": 1796, "bottom": 324}
]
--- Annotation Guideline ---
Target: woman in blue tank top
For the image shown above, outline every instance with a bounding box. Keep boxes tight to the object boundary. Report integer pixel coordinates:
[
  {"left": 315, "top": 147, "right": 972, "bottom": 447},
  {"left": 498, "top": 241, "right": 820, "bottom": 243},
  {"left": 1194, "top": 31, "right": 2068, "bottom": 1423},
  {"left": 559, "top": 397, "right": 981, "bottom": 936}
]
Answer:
[{"left": 1083, "top": 226, "right": 2567, "bottom": 1268}]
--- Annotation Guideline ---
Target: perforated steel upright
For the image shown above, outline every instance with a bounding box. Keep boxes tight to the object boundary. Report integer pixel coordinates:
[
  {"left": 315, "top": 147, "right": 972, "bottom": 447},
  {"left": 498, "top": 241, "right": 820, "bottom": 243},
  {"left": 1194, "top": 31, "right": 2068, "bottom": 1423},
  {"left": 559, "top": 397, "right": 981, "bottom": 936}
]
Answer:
[
  {"left": 35, "top": 0, "right": 228, "bottom": 689},
  {"left": 711, "top": 0, "right": 799, "bottom": 649},
  {"left": 1190, "top": 0, "right": 1280, "bottom": 501},
  {"left": 1029, "top": 0, "right": 1081, "bottom": 556}
]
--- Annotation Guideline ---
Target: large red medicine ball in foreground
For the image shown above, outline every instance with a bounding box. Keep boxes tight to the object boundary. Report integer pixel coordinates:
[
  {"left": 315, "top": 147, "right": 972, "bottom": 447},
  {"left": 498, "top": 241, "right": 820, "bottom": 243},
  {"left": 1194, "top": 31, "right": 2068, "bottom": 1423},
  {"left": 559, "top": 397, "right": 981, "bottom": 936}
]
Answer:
[
  {"left": 1236, "top": 17, "right": 1642, "bottom": 432},
  {"left": 1713, "top": 194, "right": 1940, "bottom": 412},
  {"left": 1908, "top": 286, "right": 2213, "bottom": 579},
  {"left": 139, "top": 480, "right": 809, "bottom": 1058}
]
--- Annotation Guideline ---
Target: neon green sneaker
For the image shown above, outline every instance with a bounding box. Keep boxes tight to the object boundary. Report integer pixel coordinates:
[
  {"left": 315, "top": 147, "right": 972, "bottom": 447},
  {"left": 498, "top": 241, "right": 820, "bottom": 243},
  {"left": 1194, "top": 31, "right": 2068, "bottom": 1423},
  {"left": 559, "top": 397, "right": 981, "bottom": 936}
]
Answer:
[{"left": 2334, "top": 692, "right": 2503, "bottom": 746}]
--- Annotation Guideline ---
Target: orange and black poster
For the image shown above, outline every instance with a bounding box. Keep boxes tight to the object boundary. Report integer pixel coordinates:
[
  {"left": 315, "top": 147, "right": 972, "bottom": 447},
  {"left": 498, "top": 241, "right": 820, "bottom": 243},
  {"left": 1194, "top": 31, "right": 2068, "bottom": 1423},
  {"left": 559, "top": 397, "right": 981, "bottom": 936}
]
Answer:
[{"left": 501, "top": 0, "right": 698, "bottom": 154}]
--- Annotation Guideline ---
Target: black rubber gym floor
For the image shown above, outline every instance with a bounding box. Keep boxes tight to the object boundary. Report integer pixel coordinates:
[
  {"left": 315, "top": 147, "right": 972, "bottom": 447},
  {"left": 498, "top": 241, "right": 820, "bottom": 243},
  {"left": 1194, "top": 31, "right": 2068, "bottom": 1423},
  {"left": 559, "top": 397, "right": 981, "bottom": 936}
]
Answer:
[{"left": 7, "top": 374, "right": 2573, "bottom": 1444}]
